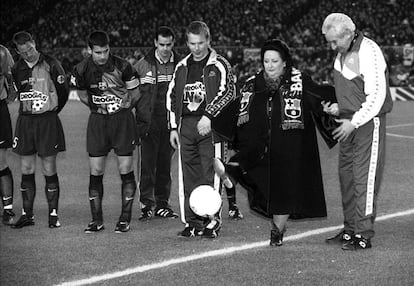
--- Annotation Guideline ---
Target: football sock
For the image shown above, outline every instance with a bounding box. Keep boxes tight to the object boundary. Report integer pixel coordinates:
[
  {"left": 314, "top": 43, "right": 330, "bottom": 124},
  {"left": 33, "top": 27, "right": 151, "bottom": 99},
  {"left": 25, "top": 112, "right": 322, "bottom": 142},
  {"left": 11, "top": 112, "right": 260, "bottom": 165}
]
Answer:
[
  {"left": 225, "top": 186, "right": 237, "bottom": 208},
  {"left": 21, "top": 174, "right": 36, "bottom": 217},
  {"left": 120, "top": 171, "right": 136, "bottom": 222},
  {"left": 89, "top": 174, "right": 104, "bottom": 223},
  {"left": 0, "top": 167, "right": 13, "bottom": 209},
  {"left": 45, "top": 174, "right": 60, "bottom": 216}
]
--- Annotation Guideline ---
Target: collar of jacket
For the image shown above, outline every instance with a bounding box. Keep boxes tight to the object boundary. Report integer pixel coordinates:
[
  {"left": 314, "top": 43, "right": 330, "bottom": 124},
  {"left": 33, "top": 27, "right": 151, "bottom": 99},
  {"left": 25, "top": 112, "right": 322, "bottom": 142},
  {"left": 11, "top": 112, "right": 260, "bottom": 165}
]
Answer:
[
  {"left": 145, "top": 48, "right": 180, "bottom": 65},
  {"left": 179, "top": 48, "right": 218, "bottom": 67},
  {"left": 347, "top": 30, "right": 363, "bottom": 53}
]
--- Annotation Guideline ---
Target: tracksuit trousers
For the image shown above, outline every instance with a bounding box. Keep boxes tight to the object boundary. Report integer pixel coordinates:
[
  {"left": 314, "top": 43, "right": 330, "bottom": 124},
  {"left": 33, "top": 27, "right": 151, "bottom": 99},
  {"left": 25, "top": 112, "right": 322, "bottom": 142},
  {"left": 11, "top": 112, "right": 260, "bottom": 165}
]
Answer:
[
  {"left": 139, "top": 115, "right": 174, "bottom": 209},
  {"left": 339, "top": 115, "right": 387, "bottom": 238},
  {"left": 179, "top": 116, "right": 222, "bottom": 230}
]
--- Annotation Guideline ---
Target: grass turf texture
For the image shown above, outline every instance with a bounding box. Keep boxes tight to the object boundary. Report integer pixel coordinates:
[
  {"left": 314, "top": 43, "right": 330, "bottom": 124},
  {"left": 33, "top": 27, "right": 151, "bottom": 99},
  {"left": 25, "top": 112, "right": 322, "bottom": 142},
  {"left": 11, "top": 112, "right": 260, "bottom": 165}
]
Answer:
[{"left": 1, "top": 101, "right": 414, "bottom": 286}]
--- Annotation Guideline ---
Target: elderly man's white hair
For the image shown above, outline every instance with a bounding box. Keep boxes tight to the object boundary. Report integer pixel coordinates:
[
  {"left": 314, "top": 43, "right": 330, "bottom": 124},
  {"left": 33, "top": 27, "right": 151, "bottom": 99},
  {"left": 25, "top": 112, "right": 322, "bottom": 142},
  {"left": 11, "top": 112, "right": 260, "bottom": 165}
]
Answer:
[{"left": 322, "top": 13, "right": 356, "bottom": 35}]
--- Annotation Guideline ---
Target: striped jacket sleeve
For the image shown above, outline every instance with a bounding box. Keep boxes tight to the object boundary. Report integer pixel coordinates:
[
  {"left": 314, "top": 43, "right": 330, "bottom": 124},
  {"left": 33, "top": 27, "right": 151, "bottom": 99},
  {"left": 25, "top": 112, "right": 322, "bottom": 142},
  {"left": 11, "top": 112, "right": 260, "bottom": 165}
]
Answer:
[
  {"left": 350, "top": 38, "right": 388, "bottom": 128},
  {"left": 134, "top": 58, "right": 155, "bottom": 85},
  {"left": 205, "top": 55, "right": 236, "bottom": 118},
  {"left": 166, "top": 63, "right": 180, "bottom": 130}
]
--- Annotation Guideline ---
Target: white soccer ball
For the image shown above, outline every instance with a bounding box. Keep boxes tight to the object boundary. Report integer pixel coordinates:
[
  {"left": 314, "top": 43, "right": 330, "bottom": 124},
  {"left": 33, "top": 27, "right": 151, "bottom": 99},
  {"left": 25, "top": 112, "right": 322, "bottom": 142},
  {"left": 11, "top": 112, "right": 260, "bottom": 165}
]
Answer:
[{"left": 189, "top": 185, "right": 222, "bottom": 217}]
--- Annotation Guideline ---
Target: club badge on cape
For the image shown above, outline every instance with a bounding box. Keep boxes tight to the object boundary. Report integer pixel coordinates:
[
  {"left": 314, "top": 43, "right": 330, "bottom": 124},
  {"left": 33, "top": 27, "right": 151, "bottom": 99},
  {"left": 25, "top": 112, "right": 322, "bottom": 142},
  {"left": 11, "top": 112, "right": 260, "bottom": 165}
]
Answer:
[{"left": 284, "top": 98, "right": 302, "bottom": 119}]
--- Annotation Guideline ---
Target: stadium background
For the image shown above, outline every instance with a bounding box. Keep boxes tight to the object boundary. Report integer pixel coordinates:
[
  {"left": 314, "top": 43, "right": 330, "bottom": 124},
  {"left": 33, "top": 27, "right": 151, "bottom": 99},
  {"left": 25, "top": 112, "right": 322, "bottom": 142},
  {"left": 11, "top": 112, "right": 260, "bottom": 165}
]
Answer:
[{"left": 1, "top": 0, "right": 413, "bottom": 95}]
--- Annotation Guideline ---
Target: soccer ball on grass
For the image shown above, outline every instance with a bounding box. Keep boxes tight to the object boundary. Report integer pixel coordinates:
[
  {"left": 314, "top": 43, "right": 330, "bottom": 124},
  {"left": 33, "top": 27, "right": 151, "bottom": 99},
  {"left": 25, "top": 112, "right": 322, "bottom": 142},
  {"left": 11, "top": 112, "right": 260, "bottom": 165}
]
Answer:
[{"left": 189, "top": 185, "right": 222, "bottom": 217}]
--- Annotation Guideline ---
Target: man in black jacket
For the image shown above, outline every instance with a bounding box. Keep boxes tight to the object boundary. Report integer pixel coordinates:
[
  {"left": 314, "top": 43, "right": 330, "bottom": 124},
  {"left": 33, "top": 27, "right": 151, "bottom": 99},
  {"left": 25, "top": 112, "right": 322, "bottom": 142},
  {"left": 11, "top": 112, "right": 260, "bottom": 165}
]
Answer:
[{"left": 134, "top": 26, "right": 180, "bottom": 220}]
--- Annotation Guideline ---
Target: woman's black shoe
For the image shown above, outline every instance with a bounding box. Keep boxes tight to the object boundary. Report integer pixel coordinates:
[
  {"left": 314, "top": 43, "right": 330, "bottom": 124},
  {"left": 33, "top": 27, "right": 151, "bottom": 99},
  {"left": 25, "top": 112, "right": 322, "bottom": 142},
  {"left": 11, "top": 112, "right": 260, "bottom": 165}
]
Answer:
[{"left": 270, "top": 227, "right": 284, "bottom": 246}]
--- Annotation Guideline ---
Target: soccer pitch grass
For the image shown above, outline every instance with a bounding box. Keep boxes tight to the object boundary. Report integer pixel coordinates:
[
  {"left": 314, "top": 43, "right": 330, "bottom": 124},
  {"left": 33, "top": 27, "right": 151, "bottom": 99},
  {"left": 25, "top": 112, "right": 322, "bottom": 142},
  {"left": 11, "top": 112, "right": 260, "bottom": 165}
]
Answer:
[{"left": 1, "top": 100, "right": 414, "bottom": 286}]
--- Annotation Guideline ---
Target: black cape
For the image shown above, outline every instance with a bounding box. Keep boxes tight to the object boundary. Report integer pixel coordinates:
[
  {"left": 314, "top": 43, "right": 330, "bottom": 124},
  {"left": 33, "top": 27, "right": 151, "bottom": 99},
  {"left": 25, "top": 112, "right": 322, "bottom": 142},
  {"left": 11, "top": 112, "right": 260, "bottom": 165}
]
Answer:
[{"left": 229, "top": 70, "right": 338, "bottom": 218}]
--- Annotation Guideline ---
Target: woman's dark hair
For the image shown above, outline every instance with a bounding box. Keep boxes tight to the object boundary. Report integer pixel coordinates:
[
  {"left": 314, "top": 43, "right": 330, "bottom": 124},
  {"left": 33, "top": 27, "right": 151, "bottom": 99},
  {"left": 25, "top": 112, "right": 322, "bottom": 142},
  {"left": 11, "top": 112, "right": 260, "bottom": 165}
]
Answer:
[{"left": 260, "top": 39, "right": 292, "bottom": 69}]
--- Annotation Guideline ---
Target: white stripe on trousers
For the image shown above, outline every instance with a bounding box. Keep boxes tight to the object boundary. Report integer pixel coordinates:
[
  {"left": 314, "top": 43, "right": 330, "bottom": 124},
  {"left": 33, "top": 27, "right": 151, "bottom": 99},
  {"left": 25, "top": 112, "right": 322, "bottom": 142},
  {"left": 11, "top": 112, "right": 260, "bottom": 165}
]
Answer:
[
  {"left": 213, "top": 142, "right": 222, "bottom": 192},
  {"left": 365, "top": 117, "right": 380, "bottom": 215},
  {"left": 177, "top": 144, "right": 186, "bottom": 224},
  {"left": 177, "top": 137, "right": 223, "bottom": 224}
]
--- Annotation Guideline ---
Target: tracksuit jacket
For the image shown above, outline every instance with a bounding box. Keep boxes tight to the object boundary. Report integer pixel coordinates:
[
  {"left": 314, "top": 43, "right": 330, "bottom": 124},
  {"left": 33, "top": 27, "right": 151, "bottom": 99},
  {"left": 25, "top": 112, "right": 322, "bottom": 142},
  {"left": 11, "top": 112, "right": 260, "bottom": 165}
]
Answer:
[
  {"left": 333, "top": 32, "right": 393, "bottom": 126},
  {"left": 134, "top": 48, "right": 181, "bottom": 139},
  {"left": 166, "top": 48, "right": 237, "bottom": 141}
]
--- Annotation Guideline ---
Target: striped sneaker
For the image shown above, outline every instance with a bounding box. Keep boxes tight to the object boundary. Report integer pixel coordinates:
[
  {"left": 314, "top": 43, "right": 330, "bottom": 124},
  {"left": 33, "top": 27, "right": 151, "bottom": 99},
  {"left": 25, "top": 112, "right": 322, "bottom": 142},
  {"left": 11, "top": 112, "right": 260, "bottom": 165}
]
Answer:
[
  {"left": 138, "top": 207, "right": 153, "bottom": 221},
  {"left": 155, "top": 208, "right": 178, "bottom": 219}
]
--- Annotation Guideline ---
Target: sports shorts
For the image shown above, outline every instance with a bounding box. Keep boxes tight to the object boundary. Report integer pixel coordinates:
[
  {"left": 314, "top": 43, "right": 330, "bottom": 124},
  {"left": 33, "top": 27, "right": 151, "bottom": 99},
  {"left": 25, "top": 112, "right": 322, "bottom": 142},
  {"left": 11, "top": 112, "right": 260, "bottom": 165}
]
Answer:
[
  {"left": 13, "top": 112, "right": 66, "bottom": 157},
  {"left": 87, "top": 109, "right": 137, "bottom": 156},
  {"left": 0, "top": 100, "right": 13, "bottom": 149}
]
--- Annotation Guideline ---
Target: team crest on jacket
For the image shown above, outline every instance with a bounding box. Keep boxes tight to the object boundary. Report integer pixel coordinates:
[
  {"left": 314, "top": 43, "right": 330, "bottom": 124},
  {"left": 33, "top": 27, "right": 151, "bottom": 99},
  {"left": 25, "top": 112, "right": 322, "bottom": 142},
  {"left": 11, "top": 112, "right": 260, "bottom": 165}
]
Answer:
[
  {"left": 98, "top": 81, "right": 108, "bottom": 90},
  {"left": 28, "top": 77, "right": 36, "bottom": 86},
  {"left": 284, "top": 98, "right": 301, "bottom": 119},
  {"left": 57, "top": 75, "right": 65, "bottom": 84}
]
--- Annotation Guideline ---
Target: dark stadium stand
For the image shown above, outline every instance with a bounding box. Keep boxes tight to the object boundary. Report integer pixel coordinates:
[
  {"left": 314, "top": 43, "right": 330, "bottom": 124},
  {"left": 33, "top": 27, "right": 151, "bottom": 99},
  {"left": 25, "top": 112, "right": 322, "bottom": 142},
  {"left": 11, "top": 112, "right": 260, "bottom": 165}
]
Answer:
[{"left": 1, "top": 0, "right": 413, "bottom": 86}]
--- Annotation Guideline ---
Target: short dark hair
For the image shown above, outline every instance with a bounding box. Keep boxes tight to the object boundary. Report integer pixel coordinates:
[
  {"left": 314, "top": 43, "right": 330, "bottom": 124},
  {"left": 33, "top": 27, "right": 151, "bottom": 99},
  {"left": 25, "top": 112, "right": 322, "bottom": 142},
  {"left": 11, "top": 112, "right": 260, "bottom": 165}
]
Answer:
[
  {"left": 87, "top": 31, "right": 110, "bottom": 49},
  {"left": 186, "top": 21, "right": 210, "bottom": 41},
  {"left": 156, "top": 26, "right": 175, "bottom": 41},
  {"left": 12, "top": 31, "right": 34, "bottom": 48}
]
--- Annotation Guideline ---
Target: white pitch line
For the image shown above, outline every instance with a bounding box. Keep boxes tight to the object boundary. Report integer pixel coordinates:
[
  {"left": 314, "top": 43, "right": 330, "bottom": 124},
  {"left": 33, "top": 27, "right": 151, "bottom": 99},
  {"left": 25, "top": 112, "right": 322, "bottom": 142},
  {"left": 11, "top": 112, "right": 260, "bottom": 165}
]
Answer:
[
  {"left": 56, "top": 208, "right": 414, "bottom": 286},
  {"left": 386, "top": 133, "right": 414, "bottom": 139},
  {"left": 386, "top": 123, "right": 414, "bottom": 138},
  {"left": 386, "top": 123, "right": 414, "bottom": 129}
]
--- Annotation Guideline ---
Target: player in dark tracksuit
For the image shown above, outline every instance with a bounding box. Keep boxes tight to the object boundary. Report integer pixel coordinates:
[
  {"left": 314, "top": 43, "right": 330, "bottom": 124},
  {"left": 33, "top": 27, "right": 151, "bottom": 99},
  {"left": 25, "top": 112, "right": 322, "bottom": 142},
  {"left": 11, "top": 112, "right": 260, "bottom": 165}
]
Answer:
[
  {"left": 71, "top": 31, "right": 141, "bottom": 233},
  {"left": 134, "top": 26, "right": 181, "bottom": 220},
  {"left": 0, "top": 44, "right": 16, "bottom": 225},
  {"left": 10, "top": 32, "right": 69, "bottom": 229},
  {"left": 167, "top": 21, "right": 237, "bottom": 238},
  {"left": 322, "top": 13, "right": 393, "bottom": 250}
]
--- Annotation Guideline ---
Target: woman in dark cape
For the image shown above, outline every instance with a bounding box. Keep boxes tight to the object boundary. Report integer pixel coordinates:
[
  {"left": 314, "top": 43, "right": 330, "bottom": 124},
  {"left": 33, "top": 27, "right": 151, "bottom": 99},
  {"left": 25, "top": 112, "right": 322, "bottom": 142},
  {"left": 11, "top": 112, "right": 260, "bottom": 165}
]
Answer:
[{"left": 215, "top": 39, "right": 338, "bottom": 246}]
